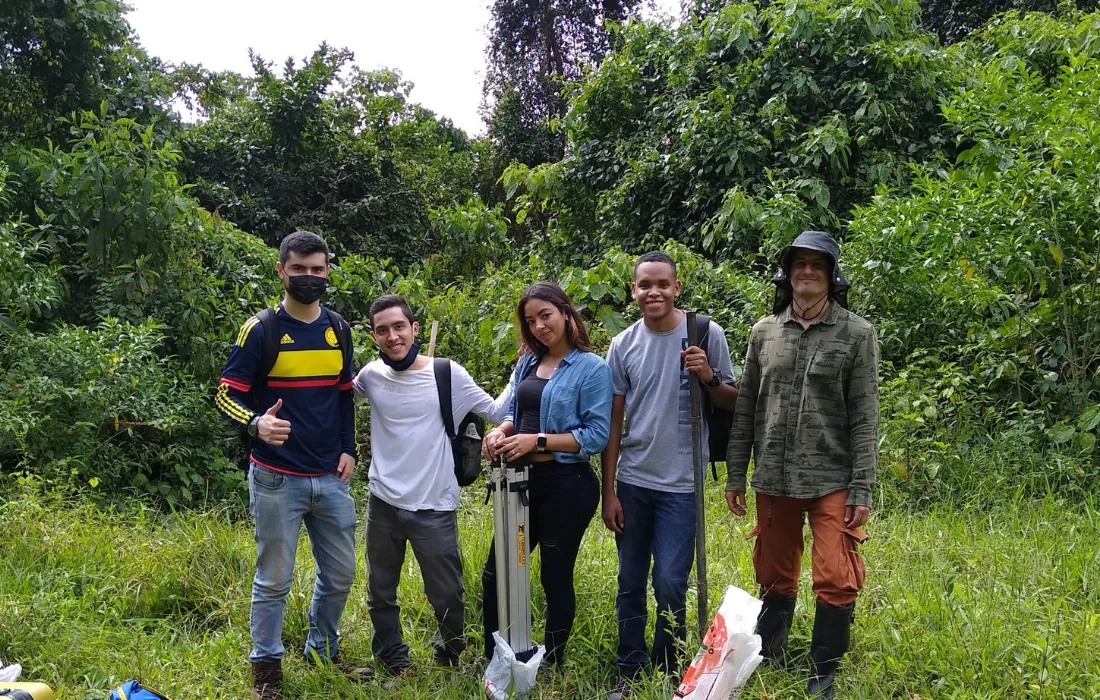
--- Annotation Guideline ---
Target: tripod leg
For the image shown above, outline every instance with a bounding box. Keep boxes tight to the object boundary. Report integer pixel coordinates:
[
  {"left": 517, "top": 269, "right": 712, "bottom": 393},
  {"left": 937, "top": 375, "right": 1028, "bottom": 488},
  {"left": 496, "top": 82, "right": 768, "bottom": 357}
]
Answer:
[
  {"left": 492, "top": 460, "right": 510, "bottom": 639},
  {"left": 494, "top": 461, "right": 536, "bottom": 659},
  {"left": 505, "top": 466, "right": 521, "bottom": 652},
  {"left": 511, "top": 463, "right": 532, "bottom": 654}
]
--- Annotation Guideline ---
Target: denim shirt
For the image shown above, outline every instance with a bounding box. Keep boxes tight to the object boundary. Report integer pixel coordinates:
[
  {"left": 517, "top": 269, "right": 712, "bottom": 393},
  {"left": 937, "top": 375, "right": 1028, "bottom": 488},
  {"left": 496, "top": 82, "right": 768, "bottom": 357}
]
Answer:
[{"left": 506, "top": 348, "right": 614, "bottom": 463}]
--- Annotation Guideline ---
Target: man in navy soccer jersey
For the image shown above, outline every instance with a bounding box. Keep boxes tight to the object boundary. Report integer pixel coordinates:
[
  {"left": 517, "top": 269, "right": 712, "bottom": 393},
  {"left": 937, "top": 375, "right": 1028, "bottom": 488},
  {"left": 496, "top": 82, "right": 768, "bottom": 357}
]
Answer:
[{"left": 216, "top": 231, "right": 365, "bottom": 700}]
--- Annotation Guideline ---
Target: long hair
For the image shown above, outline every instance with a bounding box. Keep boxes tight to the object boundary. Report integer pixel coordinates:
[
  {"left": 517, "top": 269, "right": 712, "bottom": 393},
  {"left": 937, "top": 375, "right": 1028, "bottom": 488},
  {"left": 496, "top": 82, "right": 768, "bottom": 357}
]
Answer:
[{"left": 516, "top": 282, "right": 592, "bottom": 356}]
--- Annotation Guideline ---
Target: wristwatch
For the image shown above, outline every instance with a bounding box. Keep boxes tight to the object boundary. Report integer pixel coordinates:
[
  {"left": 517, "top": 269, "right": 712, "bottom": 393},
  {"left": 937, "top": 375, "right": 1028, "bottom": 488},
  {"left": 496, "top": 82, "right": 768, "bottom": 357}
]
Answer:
[
  {"left": 704, "top": 369, "right": 723, "bottom": 390},
  {"left": 247, "top": 415, "right": 261, "bottom": 438},
  {"left": 536, "top": 433, "right": 548, "bottom": 452}
]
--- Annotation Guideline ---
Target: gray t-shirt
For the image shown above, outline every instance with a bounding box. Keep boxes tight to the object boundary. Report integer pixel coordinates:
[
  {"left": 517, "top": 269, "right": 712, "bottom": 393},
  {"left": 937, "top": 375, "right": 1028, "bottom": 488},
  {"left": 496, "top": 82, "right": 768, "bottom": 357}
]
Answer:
[{"left": 606, "top": 314, "right": 735, "bottom": 493}]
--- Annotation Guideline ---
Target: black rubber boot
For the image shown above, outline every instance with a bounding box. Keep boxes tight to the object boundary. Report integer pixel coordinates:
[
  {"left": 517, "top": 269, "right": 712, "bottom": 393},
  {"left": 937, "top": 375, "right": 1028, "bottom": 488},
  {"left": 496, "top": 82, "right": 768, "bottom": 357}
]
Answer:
[
  {"left": 807, "top": 600, "right": 855, "bottom": 699},
  {"left": 756, "top": 593, "right": 797, "bottom": 665}
]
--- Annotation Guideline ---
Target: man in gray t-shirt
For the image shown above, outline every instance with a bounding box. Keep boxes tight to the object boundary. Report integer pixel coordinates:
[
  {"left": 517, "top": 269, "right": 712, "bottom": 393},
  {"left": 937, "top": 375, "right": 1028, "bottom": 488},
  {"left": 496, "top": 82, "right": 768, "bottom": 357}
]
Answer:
[
  {"left": 602, "top": 252, "right": 738, "bottom": 699},
  {"left": 607, "top": 313, "right": 735, "bottom": 492}
]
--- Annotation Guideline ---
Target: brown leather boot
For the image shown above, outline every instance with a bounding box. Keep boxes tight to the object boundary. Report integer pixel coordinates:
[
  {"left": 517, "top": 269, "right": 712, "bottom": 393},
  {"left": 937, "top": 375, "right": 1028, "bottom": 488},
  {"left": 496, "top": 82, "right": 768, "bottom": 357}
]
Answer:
[{"left": 251, "top": 660, "right": 283, "bottom": 700}]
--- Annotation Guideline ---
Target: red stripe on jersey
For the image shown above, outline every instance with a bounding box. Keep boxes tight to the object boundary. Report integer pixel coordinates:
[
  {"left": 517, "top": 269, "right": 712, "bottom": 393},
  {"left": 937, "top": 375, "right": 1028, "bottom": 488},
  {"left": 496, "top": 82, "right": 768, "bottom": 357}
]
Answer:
[
  {"left": 267, "top": 377, "right": 341, "bottom": 388},
  {"left": 251, "top": 453, "right": 336, "bottom": 477},
  {"left": 220, "top": 377, "right": 252, "bottom": 391},
  {"left": 338, "top": 381, "right": 354, "bottom": 390}
]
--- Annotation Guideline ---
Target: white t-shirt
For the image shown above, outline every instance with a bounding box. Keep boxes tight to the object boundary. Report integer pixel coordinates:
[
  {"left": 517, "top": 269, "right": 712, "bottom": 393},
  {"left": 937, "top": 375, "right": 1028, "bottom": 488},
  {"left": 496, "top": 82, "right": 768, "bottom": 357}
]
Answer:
[{"left": 352, "top": 358, "right": 510, "bottom": 511}]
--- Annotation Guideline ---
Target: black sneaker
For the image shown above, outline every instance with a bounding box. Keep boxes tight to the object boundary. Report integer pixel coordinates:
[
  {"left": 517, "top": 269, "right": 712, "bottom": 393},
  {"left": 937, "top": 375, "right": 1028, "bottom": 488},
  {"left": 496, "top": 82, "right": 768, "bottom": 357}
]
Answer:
[
  {"left": 383, "top": 664, "right": 414, "bottom": 679},
  {"left": 606, "top": 678, "right": 633, "bottom": 700},
  {"left": 331, "top": 655, "right": 376, "bottom": 681},
  {"left": 381, "top": 665, "right": 415, "bottom": 691},
  {"left": 302, "top": 649, "right": 376, "bottom": 680},
  {"left": 433, "top": 651, "right": 460, "bottom": 667}
]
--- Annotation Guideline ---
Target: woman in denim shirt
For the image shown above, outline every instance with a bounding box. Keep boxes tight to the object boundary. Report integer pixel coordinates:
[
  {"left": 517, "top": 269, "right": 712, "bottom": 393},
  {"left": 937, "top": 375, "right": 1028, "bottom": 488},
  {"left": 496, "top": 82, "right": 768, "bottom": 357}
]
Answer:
[{"left": 481, "top": 281, "right": 613, "bottom": 667}]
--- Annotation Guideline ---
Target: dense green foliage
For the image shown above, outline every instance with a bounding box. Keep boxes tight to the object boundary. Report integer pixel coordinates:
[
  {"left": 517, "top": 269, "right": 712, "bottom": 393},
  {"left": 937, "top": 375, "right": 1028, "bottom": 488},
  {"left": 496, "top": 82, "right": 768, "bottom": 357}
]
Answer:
[
  {"left": 508, "top": 0, "right": 955, "bottom": 261},
  {"left": 850, "top": 9, "right": 1100, "bottom": 500},
  {"left": 482, "top": 0, "right": 643, "bottom": 171},
  {"left": 178, "top": 47, "right": 483, "bottom": 265},
  {"left": 918, "top": 0, "right": 1098, "bottom": 43},
  {"left": 503, "top": 0, "right": 1100, "bottom": 503},
  {"left": 0, "top": 0, "right": 1097, "bottom": 509},
  {"left": 0, "top": 320, "right": 239, "bottom": 504},
  {"left": 0, "top": 0, "right": 172, "bottom": 145},
  {"left": 689, "top": 0, "right": 1100, "bottom": 44}
]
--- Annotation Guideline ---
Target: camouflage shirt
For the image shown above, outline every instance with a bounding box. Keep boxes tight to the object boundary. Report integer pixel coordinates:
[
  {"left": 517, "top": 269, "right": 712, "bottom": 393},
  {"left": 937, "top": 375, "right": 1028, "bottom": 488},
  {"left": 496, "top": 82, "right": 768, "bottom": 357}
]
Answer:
[{"left": 725, "top": 302, "right": 879, "bottom": 507}]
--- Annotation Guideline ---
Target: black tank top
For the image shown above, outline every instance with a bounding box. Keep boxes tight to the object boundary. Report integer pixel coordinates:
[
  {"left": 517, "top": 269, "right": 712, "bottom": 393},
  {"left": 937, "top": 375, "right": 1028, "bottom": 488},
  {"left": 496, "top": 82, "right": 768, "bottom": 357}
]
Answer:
[{"left": 515, "top": 374, "right": 548, "bottom": 435}]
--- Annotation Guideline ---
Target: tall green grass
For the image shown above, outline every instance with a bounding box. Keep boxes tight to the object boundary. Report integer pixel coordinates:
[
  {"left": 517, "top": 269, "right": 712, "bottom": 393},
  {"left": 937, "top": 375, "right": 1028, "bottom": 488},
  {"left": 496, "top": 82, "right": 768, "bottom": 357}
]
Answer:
[{"left": 1, "top": 483, "right": 1098, "bottom": 699}]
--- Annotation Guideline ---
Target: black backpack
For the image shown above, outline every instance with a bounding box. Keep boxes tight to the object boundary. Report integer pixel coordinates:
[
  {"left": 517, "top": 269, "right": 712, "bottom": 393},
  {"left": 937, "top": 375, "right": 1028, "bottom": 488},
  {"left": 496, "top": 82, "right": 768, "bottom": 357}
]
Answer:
[
  {"left": 433, "top": 358, "right": 486, "bottom": 487},
  {"left": 237, "top": 306, "right": 353, "bottom": 450},
  {"left": 695, "top": 314, "right": 734, "bottom": 479}
]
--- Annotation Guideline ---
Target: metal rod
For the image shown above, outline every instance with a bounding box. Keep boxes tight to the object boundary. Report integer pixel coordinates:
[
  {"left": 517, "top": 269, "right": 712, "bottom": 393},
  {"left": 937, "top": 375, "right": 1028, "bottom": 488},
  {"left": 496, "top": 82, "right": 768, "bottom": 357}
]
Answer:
[{"left": 686, "top": 311, "right": 708, "bottom": 642}]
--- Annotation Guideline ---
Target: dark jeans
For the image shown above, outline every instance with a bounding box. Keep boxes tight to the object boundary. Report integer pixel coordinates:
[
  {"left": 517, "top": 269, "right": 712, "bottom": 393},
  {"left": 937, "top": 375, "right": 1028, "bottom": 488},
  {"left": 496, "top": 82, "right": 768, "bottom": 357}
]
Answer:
[
  {"left": 365, "top": 495, "right": 465, "bottom": 670},
  {"left": 482, "top": 461, "right": 600, "bottom": 666},
  {"left": 615, "top": 480, "right": 697, "bottom": 678}
]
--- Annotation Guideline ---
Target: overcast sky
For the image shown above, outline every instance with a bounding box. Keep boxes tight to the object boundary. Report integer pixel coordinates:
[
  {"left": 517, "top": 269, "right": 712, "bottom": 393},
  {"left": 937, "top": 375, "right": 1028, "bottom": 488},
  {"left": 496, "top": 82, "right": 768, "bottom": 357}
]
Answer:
[{"left": 126, "top": 0, "right": 680, "bottom": 136}]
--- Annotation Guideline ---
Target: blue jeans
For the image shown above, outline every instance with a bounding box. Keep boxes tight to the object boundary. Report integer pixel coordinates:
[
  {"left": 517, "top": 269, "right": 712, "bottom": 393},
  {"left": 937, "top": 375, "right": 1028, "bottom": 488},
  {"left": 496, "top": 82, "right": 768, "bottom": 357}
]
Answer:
[
  {"left": 248, "top": 463, "right": 357, "bottom": 663},
  {"left": 615, "top": 481, "right": 696, "bottom": 677}
]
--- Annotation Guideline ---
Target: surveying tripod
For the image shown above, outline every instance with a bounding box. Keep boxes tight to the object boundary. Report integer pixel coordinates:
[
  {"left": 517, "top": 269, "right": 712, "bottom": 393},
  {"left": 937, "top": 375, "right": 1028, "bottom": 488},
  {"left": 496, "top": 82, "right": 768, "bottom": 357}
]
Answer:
[{"left": 488, "top": 456, "right": 536, "bottom": 660}]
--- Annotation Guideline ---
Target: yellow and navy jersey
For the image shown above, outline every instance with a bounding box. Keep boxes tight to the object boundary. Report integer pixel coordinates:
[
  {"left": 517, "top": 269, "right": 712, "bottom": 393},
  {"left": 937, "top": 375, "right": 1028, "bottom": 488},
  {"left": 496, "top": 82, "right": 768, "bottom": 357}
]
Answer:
[{"left": 216, "top": 304, "right": 356, "bottom": 476}]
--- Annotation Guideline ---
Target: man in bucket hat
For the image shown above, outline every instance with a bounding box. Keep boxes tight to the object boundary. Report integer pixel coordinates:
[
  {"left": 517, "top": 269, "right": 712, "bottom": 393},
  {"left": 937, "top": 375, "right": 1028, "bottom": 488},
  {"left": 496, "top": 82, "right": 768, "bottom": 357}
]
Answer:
[{"left": 725, "top": 230, "right": 879, "bottom": 699}]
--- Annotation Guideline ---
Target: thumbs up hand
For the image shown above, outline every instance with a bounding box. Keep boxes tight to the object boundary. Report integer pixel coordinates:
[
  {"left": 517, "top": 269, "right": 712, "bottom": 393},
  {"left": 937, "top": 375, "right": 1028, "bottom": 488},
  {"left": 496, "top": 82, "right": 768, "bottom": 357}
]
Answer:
[{"left": 258, "top": 398, "right": 292, "bottom": 446}]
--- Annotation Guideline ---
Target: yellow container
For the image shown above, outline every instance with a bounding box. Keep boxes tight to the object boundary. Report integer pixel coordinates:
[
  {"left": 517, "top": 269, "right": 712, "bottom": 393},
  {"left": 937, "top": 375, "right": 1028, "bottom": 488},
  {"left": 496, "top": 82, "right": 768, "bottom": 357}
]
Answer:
[{"left": 0, "top": 683, "right": 55, "bottom": 700}]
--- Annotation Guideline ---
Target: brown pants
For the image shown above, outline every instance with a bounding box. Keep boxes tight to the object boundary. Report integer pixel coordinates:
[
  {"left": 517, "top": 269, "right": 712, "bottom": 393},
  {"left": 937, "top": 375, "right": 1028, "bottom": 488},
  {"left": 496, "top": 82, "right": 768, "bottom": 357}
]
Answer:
[{"left": 748, "top": 489, "right": 868, "bottom": 607}]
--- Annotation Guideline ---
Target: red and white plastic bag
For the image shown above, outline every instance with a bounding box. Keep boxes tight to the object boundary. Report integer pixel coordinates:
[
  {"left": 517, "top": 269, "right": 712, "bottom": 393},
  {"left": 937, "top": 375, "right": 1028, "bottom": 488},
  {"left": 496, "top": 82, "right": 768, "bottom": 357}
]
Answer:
[{"left": 675, "top": 586, "right": 763, "bottom": 700}]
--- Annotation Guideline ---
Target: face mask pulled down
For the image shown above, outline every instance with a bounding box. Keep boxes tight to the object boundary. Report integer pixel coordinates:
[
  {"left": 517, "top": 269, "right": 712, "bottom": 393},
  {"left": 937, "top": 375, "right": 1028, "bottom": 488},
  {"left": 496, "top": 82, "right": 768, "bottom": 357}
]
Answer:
[{"left": 380, "top": 343, "right": 420, "bottom": 371}]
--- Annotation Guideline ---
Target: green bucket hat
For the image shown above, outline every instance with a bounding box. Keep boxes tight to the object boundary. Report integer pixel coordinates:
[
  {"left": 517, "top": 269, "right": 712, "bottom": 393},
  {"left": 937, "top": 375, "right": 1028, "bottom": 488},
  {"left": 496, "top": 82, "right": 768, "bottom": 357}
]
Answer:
[{"left": 771, "top": 230, "right": 850, "bottom": 314}]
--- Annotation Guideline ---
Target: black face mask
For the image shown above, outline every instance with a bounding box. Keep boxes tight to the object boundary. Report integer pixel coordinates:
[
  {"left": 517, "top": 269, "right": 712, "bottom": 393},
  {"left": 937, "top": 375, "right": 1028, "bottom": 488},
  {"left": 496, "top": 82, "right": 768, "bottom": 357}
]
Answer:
[
  {"left": 286, "top": 274, "right": 327, "bottom": 305},
  {"left": 380, "top": 343, "right": 420, "bottom": 372}
]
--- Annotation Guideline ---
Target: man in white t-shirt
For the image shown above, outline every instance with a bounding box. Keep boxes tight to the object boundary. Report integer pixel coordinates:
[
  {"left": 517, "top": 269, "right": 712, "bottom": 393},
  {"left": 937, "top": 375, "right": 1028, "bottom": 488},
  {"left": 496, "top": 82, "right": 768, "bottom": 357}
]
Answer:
[{"left": 353, "top": 294, "right": 509, "bottom": 676}]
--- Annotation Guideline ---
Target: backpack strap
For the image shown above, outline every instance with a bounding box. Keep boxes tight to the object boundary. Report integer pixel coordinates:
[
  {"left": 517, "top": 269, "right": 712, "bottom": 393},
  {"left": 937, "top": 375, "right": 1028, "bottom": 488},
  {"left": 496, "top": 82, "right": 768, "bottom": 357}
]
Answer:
[
  {"left": 255, "top": 306, "right": 280, "bottom": 384},
  {"left": 433, "top": 358, "right": 456, "bottom": 440},
  {"left": 695, "top": 313, "right": 720, "bottom": 477},
  {"left": 695, "top": 313, "right": 712, "bottom": 355}
]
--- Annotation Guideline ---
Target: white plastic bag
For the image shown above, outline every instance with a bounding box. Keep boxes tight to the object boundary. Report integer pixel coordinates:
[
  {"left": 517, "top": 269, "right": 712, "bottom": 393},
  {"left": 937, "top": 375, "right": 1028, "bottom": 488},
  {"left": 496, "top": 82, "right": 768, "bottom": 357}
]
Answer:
[
  {"left": 675, "top": 586, "right": 764, "bottom": 700},
  {"left": 0, "top": 658, "right": 21, "bottom": 683},
  {"left": 483, "top": 632, "right": 546, "bottom": 699}
]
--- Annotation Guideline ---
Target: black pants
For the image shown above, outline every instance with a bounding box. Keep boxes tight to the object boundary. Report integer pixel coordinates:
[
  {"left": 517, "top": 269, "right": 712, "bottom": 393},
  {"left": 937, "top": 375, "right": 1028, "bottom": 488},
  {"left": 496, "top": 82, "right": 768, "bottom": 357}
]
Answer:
[
  {"left": 366, "top": 496, "right": 465, "bottom": 669},
  {"left": 482, "top": 461, "right": 600, "bottom": 665}
]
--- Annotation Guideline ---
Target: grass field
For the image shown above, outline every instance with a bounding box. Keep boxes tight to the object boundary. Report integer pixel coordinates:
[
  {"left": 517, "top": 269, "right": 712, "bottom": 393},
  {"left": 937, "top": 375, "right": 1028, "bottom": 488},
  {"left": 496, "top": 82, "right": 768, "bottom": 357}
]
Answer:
[{"left": 1, "top": 483, "right": 1098, "bottom": 699}]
